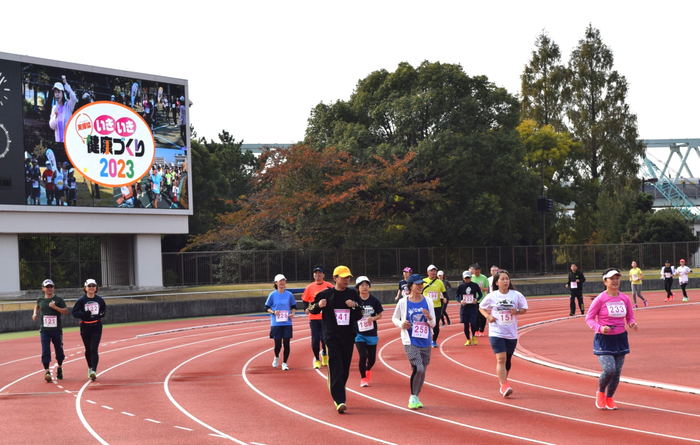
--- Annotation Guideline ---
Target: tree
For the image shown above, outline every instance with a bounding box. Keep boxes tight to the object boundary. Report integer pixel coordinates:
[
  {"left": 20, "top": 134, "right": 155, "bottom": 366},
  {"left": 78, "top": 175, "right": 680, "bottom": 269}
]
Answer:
[
  {"left": 563, "top": 25, "right": 646, "bottom": 242},
  {"left": 306, "top": 61, "right": 542, "bottom": 247},
  {"left": 188, "top": 144, "right": 440, "bottom": 250},
  {"left": 637, "top": 209, "right": 697, "bottom": 243},
  {"left": 521, "top": 31, "right": 568, "bottom": 132}
]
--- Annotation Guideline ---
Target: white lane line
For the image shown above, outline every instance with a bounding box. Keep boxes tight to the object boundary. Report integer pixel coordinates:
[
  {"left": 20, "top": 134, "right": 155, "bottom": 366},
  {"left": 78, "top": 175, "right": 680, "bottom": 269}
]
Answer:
[
  {"left": 121, "top": 412, "right": 135, "bottom": 417},
  {"left": 174, "top": 426, "right": 193, "bottom": 431},
  {"left": 145, "top": 419, "right": 161, "bottom": 424},
  {"left": 380, "top": 335, "right": 700, "bottom": 443},
  {"left": 76, "top": 329, "right": 266, "bottom": 445},
  {"left": 241, "top": 343, "right": 398, "bottom": 445},
  {"left": 102, "top": 406, "right": 113, "bottom": 410},
  {"left": 86, "top": 400, "right": 96, "bottom": 404}
]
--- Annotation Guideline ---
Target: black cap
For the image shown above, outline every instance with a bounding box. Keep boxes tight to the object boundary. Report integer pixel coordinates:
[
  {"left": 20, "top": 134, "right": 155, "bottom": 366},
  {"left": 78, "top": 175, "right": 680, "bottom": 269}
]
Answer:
[{"left": 312, "top": 265, "right": 324, "bottom": 273}]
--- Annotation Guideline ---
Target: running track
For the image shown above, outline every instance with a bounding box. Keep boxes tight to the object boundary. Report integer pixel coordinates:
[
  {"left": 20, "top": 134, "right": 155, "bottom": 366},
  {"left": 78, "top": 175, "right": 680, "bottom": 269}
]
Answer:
[{"left": 1, "top": 291, "right": 699, "bottom": 444}]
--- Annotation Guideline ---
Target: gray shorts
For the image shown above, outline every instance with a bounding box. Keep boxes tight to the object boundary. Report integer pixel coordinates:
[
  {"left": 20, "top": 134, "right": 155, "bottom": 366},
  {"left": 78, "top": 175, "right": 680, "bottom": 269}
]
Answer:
[{"left": 404, "top": 343, "right": 431, "bottom": 367}]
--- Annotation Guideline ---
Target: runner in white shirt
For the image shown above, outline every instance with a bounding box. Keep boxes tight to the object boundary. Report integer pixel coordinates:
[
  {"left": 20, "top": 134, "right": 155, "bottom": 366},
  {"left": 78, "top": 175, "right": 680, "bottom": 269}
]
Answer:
[
  {"left": 479, "top": 269, "right": 528, "bottom": 398},
  {"left": 674, "top": 259, "right": 693, "bottom": 302}
]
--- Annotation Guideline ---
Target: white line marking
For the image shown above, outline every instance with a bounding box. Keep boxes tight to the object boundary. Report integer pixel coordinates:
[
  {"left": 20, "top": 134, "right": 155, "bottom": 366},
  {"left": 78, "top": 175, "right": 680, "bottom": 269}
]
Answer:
[
  {"left": 86, "top": 400, "right": 96, "bottom": 404},
  {"left": 121, "top": 412, "right": 135, "bottom": 417},
  {"left": 145, "top": 419, "right": 161, "bottom": 424},
  {"left": 102, "top": 406, "right": 113, "bottom": 410},
  {"left": 174, "top": 426, "right": 193, "bottom": 431}
]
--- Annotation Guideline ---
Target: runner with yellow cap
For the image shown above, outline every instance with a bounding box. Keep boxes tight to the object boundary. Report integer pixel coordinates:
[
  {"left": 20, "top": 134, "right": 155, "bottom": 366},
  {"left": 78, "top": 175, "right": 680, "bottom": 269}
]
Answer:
[{"left": 309, "top": 266, "right": 364, "bottom": 413}]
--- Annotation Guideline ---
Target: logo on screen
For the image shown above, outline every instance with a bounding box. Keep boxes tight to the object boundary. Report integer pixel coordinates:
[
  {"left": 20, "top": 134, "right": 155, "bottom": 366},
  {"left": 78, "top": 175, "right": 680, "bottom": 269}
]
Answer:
[{"left": 64, "top": 102, "right": 155, "bottom": 187}]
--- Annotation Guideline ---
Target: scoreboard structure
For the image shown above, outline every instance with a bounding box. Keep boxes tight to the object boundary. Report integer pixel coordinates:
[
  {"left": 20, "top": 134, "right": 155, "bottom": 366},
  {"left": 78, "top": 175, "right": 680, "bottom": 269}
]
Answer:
[{"left": 0, "top": 52, "right": 193, "bottom": 294}]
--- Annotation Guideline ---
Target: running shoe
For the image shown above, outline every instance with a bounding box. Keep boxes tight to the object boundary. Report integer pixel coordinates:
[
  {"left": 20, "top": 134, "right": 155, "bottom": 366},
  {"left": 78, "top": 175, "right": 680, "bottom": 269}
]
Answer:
[
  {"left": 448, "top": 320, "right": 452, "bottom": 326},
  {"left": 643, "top": 300, "right": 648, "bottom": 307},
  {"left": 321, "top": 354, "right": 329, "bottom": 366},
  {"left": 313, "top": 359, "right": 321, "bottom": 369},
  {"left": 595, "top": 391, "right": 606, "bottom": 409},
  {"left": 415, "top": 396, "right": 423, "bottom": 408},
  {"left": 633, "top": 304, "right": 638, "bottom": 309},
  {"left": 605, "top": 397, "right": 618, "bottom": 410},
  {"left": 281, "top": 362, "right": 289, "bottom": 371},
  {"left": 408, "top": 395, "right": 420, "bottom": 409},
  {"left": 431, "top": 341, "right": 437, "bottom": 348},
  {"left": 472, "top": 336, "right": 478, "bottom": 346},
  {"left": 57, "top": 367, "right": 63, "bottom": 380},
  {"left": 569, "top": 313, "right": 574, "bottom": 316},
  {"left": 89, "top": 369, "right": 96, "bottom": 381},
  {"left": 360, "top": 378, "right": 369, "bottom": 387},
  {"left": 671, "top": 294, "right": 674, "bottom": 300},
  {"left": 335, "top": 402, "right": 347, "bottom": 413},
  {"left": 44, "top": 371, "right": 52, "bottom": 382},
  {"left": 500, "top": 383, "right": 513, "bottom": 398},
  {"left": 683, "top": 297, "right": 689, "bottom": 302},
  {"left": 272, "top": 356, "right": 279, "bottom": 368},
  {"left": 665, "top": 298, "right": 670, "bottom": 302},
  {"left": 464, "top": 339, "right": 471, "bottom": 346},
  {"left": 441, "top": 322, "right": 446, "bottom": 327},
  {"left": 366, "top": 370, "right": 372, "bottom": 382}
]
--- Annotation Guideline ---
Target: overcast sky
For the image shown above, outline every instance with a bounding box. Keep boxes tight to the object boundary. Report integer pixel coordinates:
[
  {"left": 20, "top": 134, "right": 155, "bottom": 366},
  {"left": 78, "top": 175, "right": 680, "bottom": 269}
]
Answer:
[{"left": 3, "top": 1, "right": 700, "bottom": 175}]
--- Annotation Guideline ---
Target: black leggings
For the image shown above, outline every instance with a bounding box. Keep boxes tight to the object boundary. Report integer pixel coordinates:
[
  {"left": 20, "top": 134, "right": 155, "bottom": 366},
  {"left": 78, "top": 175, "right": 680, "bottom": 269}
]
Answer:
[
  {"left": 355, "top": 342, "right": 376, "bottom": 379},
  {"left": 664, "top": 278, "right": 673, "bottom": 298},
  {"left": 80, "top": 322, "right": 103, "bottom": 371},
  {"left": 433, "top": 306, "right": 443, "bottom": 341},
  {"left": 274, "top": 338, "right": 290, "bottom": 362},
  {"left": 681, "top": 283, "right": 688, "bottom": 298},
  {"left": 440, "top": 301, "right": 451, "bottom": 324}
]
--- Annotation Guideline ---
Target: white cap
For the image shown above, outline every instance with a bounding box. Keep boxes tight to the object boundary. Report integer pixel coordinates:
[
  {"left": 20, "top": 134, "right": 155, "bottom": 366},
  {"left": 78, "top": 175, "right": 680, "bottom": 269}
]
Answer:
[
  {"left": 84, "top": 278, "right": 98, "bottom": 286},
  {"left": 462, "top": 271, "right": 472, "bottom": 278},
  {"left": 427, "top": 264, "right": 437, "bottom": 272},
  {"left": 42, "top": 279, "right": 54, "bottom": 287},
  {"left": 355, "top": 276, "right": 371, "bottom": 286},
  {"left": 602, "top": 269, "right": 621, "bottom": 279},
  {"left": 52, "top": 82, "right": 64, "bottom": 91},
  {"left": 437, "top": 270, "right": 444, "bottom": 276},
  {"left": 274, "top": 274, "right": 286, "bottom": 282}
]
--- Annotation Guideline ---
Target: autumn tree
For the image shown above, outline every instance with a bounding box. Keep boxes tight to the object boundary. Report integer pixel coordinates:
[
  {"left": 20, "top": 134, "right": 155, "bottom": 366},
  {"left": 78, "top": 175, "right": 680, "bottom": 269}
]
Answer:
[
  {"left": 307, "top": 61, "right": 542, "bottom": 247},
  {"left": 188, "top": 144, "right": 441, "bottom": 250}
]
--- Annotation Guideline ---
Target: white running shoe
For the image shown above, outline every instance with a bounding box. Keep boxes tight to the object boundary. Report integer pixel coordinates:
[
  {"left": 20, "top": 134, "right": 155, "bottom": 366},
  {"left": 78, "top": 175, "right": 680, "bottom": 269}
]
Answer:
[
  {"left": 281, "top": 362, "right": 289, "bottom": 371},
  {"left": 272, "top": 356, "right": 279, "bottom": 368}
]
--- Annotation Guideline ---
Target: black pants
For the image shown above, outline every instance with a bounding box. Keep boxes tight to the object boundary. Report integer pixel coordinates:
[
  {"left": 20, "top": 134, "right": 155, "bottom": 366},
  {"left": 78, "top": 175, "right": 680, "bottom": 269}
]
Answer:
[
  {"left": 432, "top": 306, "right": 443, "bottom": 342},
  {"left": 80, "top": 322, "right": 103, "bottom": 371},
  {"left": 570, "top": 293, "right": 584, "bottom": 315},
  {"left": 440, "top": 301, "right": 451, "bottom": 325},
  {"left": 309, "top": 319, "right": 325, "bottom": 360},
  {"left": 664, "top": 278, "right": 673, "bottom": 298},
  {"left": 355, "top": 341, "right": 376, "bottom": 379},
  {"left": 681, "top": 282, "right": 688, "bottom": 299},
  {"left": 325, "top": 337, "right": 355, "bottom": 404},
  {"left": 477, "top": 310, "right": 487, "bottom": 332}
]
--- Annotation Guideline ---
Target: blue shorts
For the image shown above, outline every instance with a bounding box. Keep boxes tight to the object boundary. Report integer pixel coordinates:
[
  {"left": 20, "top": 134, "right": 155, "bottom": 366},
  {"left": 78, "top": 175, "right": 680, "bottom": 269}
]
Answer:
[
  {"left": 489, "top": 336, "right": 517, "bottom": 355},
  {"left": 354, "top": 334, "right": 379, "bottom": 345},
  {"left": 269, "top": 325, "right": 293, "bottom": 340}
]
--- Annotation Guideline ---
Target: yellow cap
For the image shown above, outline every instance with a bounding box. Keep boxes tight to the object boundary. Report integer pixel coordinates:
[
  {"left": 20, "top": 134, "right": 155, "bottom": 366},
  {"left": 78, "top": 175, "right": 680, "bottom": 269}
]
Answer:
[{"left": 333, "top": 265, "right": 353, "bottom": 278}]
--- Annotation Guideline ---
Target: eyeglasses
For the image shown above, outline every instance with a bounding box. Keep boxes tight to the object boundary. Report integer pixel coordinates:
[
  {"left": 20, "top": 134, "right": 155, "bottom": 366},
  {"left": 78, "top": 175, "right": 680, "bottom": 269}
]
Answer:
[{"left": 87, "top": 284, "right": 97, "bottom": 288}]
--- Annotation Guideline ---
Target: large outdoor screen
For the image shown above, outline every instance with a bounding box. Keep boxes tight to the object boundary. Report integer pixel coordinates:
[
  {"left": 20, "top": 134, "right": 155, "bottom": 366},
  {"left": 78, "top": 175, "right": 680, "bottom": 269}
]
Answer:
[{"left": 0, "top": 53, "right": 191, "bottom": 214}]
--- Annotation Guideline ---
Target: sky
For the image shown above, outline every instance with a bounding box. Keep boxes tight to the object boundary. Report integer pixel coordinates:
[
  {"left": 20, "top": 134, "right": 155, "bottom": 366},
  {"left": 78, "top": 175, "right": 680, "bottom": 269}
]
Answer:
[{"left": 3, "top": 1, "right": 700, "bottom": 175}]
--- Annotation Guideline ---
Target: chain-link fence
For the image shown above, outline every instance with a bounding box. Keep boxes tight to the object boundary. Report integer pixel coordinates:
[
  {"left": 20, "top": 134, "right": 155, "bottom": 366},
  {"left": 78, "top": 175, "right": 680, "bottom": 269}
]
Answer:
[{"left": 162, "top": 242, "right": 700, "bottom": 286}]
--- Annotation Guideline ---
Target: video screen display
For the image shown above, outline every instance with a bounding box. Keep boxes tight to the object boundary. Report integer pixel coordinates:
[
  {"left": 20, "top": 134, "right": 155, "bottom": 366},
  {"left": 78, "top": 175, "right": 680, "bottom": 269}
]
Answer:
[{"left": 0, "top": 54, "right": 191, "bottom": 213}]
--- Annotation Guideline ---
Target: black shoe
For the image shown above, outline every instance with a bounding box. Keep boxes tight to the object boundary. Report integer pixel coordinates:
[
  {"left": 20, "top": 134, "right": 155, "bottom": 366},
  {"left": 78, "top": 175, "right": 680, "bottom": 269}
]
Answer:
[
  {"left": 447, "top": 320, "right": 452, "bottom": 326},
  {"left": 44, "top": 371, "right": 52, "bottom": 382},
  {"left": 57, "top": 368, "right": 63, "bottom": 380},
  {"left": 569, "top": 313, "right": 574, "bottom": 316}
]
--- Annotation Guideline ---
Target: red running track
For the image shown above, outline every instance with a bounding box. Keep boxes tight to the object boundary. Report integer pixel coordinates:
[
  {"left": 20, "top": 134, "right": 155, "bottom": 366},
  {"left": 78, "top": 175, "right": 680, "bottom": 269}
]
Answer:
[{"left": 1, "top": 290, "right": 699, "bottom": 444}]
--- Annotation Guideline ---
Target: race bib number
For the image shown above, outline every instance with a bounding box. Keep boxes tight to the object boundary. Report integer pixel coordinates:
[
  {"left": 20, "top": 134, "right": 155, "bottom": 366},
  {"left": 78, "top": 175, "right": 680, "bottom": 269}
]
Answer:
[
  {"left": 427, "top": 291, "right": 438, "bottom": 301},
  {"left": 275, "top": 310, "right": 289, "bottom": 322},
  {"left": 570, "top": 281, "right": 578, "bottom": 289},
  {"left": 462, "top": 294, "right": 474, "bottom": 304},
  {"left": 411, "top": 321, "right": 430, "bottom": 339},
  {"left": 632, "top": 274, "right": 639, "bottom": 281},
  {"left": 665, "top": 272, "right": 672, "bottom": 278},
  {"left": 334, "top": 309, "right": 350, "bottom": 326},
  {"left": 495, "top": 309, "right": 516, "bottom": 325},
  {"left": 43, "top": 315, "right": 58, "bottom": 328},
  {"left": 85, "top": 302, "right": 100, "bottom": 315},
  {"left": 358, "top": 317, "right": 373, "bottom": 332},
  {"left": 605, "top": 301, "right": 626, "bottom": 318}
]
